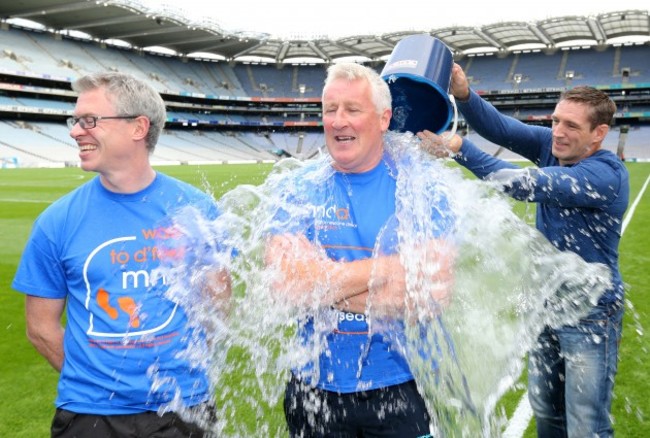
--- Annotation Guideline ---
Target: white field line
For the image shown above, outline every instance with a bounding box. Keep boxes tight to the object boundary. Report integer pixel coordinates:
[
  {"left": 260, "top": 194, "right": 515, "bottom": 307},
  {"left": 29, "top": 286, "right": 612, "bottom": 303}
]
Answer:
[
  {"left": 621, "top": 173, "right": 650, "bottom": 235},
  {"left": 503, "top": 172, "right": 650, "bottom": 437}
]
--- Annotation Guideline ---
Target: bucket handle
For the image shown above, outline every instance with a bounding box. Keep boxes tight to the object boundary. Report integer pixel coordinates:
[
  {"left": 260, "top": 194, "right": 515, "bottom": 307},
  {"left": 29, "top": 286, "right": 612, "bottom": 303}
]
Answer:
[{"left": 441, "top": 94, "right": 458, "bottom": 141}]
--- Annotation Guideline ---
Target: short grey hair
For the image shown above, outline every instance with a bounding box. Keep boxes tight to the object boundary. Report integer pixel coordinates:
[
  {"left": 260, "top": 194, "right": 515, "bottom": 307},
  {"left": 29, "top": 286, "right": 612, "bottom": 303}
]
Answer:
[
  {"left": 72, "top": 72, "right": 166, "bottom": 152},
  {"left": 322, "top": 63, "right": 392, "bottom": 114}
]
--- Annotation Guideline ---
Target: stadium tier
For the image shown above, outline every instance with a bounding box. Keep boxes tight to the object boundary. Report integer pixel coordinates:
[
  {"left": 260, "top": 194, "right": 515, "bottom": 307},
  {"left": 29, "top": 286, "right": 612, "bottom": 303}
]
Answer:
[{"left": 0, "top": 24, "right": 648, "bottom": 167}]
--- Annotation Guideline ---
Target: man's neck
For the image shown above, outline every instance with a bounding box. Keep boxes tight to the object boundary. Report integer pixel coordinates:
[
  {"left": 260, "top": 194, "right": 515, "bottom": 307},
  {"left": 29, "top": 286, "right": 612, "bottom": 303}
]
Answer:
[{"left": 99, "top": 165, "right": 156, "bottom": 194}]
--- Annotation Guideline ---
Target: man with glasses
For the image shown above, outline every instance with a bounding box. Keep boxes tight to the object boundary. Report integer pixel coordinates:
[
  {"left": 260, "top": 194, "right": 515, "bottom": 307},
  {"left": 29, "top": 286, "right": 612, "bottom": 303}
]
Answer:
[{"left": 12, "top": 72, "right": 230, "bottom": 437}]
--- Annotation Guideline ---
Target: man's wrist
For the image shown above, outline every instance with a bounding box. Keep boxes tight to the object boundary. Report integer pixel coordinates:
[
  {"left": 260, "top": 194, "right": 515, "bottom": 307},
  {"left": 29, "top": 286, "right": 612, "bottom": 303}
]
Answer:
[{"left": 454, "top": 88, "right": 471, "bottom": 103}]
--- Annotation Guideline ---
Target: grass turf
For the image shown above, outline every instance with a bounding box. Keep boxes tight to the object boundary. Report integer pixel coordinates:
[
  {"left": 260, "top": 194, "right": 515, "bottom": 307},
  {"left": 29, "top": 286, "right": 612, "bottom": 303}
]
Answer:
[{"left": 0, "top": 162, "right": 647, "bottom": 437}]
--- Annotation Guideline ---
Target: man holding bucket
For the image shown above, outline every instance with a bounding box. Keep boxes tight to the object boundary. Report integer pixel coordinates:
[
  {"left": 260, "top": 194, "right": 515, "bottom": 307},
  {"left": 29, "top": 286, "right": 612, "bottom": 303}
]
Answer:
[{"left": 418, "top": 63, "right": 629, "bottom": 437}]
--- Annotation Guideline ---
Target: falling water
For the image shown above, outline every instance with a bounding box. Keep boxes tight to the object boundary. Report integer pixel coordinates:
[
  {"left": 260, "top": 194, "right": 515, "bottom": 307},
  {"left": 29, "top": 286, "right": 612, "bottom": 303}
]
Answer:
[
  {"left": 156, "top": 131, "right": 612, "bottom": 437},
  {"left": 376, "top": 133, "right": 610, "bottom": 436}
]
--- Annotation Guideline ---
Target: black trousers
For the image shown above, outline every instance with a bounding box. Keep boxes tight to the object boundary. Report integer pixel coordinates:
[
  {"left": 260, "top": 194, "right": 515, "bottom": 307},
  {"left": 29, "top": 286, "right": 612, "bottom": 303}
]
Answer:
[
  {"left": 51, "top": 404, "right": 215, "bottom": 438},
  {"left": 284, "top": 375, "right": 432, "bottom": 438}
]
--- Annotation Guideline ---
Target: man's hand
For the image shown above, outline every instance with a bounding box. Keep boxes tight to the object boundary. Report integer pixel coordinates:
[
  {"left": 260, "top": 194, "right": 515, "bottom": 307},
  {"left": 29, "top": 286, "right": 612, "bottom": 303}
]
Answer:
[
  {"left": 264, "top": 234, "right": 336, "bottom": 307},
  {"left": 450, "top": 63, "right": 470, "bottom": 101},
  {"left": 204, "top": 268, "right": 232, "bottom": 316},
  {"left": 417, "top": 130, "right": 463, "bottom": 158}
]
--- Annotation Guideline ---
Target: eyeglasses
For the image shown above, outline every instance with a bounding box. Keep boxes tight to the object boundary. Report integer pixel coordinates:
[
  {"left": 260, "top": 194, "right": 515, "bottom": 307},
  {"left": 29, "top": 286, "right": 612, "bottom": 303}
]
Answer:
[{"left": 66, "top": 115, "right": 139, "bottom": 130}]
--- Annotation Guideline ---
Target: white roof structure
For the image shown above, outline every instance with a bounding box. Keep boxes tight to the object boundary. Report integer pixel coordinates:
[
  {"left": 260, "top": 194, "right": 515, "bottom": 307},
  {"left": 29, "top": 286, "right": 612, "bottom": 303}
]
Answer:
[{"left": 0, "top": 1, "right": 648, "bottom": 63}]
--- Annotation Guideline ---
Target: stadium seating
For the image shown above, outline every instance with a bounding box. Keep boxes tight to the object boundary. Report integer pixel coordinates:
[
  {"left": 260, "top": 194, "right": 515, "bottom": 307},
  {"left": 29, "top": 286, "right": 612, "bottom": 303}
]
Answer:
[
  {"left": 618, "top": 45, "right": 650, "bottom": 84},
  {"left": 512, "top": 51, "right": 564, "bottom": 90},
  {"left": 0, "top": 25, "right": 648, "bottom": 167}
]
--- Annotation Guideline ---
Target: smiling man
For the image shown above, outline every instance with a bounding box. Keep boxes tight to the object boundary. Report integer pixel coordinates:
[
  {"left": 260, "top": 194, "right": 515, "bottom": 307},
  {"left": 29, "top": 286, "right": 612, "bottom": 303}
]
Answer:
[
  {"left": 264, "top": 63, "right": 456, "bottom": 437},
  {"left": 12, "top": 72, "right": 230, "bottom": 437},
  {"left": 320, "top": 68, "right": 391, "bottom": 173},
  {"left": 418, "top": 64, "right": 629, "bottom": 438}
]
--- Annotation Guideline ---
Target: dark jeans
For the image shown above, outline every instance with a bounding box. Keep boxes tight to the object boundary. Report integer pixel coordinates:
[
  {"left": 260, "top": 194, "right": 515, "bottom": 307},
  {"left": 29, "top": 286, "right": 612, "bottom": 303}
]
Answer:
[
  {"left": 528, "top": 302, "right": 624, "bottom": 438},
  {"left": 51, "top": 404, "right": 214, "bottom": 438},
  {"left": 285, "top": 375, "right": 432, "bottom": 437}
]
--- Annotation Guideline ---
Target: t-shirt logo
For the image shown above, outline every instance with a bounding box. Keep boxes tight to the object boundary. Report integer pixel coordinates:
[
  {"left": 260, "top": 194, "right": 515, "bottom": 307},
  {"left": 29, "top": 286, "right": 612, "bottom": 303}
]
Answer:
[
  {"left": 310, "top": 203, "right": 355, "bottom": 231},
  {"left": 84, "top": 235, "right": 177, "bottom": 337}
]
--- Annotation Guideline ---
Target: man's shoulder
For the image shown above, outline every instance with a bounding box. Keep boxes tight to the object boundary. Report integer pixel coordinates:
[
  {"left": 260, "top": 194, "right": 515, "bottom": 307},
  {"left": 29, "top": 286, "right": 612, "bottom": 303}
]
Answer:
[
  {"left": 592, "top": 148, "right": 624, "bottom": 162},
  {"left": 42, "top": 177, "right": 98, "bottom": 215},
  {"left": 24, "top": 178, "right": 98, "bottom": 237},
  {"left": 154, "top": 173, "right": 218, "bottom": 220},
  {"left": 155, "top": 171, "right": 191, "bottom": 188},
  {"left": 586, "top": 150, "right": 628, "bottom": 173},
  {"left": 276, "top": 161, "right": 334, "bottom": 194},
  {"left": 156, "top": 172, "right": 213, "bottom": 199}
]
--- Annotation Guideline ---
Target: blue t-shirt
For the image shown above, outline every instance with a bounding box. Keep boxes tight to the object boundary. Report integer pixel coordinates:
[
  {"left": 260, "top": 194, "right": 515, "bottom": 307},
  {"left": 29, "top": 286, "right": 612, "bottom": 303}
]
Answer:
[
  {"left": 12, "top": 173, "right": 218, "bottom": 414},
  {"left": 276, "top": 153, "right": 451, "bottom": 393}
]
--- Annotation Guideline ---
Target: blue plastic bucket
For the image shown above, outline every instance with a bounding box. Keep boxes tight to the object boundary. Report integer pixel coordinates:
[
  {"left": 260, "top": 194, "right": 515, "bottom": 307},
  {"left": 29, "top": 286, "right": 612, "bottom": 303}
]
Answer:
[{"left": 381, "top": 35, "right": 455, "bottom": 135}]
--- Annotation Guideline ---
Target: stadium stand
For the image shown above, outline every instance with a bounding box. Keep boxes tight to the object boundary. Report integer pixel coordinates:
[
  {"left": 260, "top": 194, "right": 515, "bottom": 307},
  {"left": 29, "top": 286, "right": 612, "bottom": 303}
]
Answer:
[
  {"left": 232, "top": 63, "right": 324, "bottom": 98},
  {"left": 511, "top": 51, "right": 565, "bottom": 90},
  {"left": 563, "top": 46, "right": 617, "bottom": 86},
  {"left": 457, "top": 54, "right": 514, "bottom": 91},
  {"left": 0, "top": 4, "right": 648, "bottom": 167},
  {"left": 618, "top": 44, "right": 650, "bottom": 84}
]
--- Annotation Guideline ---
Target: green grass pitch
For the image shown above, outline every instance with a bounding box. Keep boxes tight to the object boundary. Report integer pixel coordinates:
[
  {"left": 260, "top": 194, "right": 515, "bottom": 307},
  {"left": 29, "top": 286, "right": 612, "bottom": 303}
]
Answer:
[{"left": 1, "top": 162, "right": 648, "bottom": 437}]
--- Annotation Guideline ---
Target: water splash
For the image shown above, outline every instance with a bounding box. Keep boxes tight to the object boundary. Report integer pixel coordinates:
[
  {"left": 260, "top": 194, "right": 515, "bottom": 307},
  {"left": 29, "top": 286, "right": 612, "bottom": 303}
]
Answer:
[
  {"left": 156, "top": 131, "right": 612, "bottom": 437},
  {"left": 374, "top": 132, "right": 610, "bottom": 436}
]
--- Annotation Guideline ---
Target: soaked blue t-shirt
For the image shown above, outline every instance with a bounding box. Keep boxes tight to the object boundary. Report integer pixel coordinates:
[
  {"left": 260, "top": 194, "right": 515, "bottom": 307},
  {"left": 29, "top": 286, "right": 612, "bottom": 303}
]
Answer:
[{"left": 277, "top": 153, "right": 451, "bottom": 393}]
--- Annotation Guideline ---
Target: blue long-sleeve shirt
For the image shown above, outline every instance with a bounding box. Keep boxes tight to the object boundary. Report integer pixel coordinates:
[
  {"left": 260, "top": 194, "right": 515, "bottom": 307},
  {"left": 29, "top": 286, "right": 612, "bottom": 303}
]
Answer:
[{"left": 454, "top": 90, "right": 629, "bottom": 304}]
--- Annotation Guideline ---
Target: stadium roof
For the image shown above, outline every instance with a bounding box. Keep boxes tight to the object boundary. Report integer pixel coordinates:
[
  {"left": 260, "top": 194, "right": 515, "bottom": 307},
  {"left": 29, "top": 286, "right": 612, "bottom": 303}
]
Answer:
[{"left": 0, "top": 1, "right": 648, "bottom": 63}]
